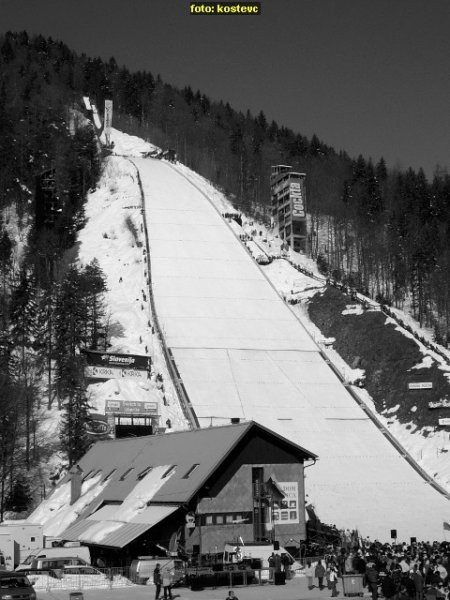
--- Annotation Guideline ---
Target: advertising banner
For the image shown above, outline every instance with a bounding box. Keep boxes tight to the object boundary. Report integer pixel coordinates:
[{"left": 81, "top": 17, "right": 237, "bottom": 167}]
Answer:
[
  {"left": 84, "top": 365, "right": 149, "bottom": 381},
  {"left": 290, "top": 180, "right": 306, "bottom": 220},
  {"left": 85, "top": 413, "right": 113, "bottom": 438},
  {"left": 82, "top": 349, "right": 150, "bottom": 370},
  {"left": 105, "top": 399, "right": 159, "bottom": 415},
  {"left": 273, "top": 481, "right": 299, "bottom": 524},
  {"left": 408, "top": 382, "right": 433, "bottom": 390},
  {"left": 429, "top": 398, "right": 450, "bottom": 409},
  {"left": 104, "top": 99, "right": 113, "bottom": 144}
]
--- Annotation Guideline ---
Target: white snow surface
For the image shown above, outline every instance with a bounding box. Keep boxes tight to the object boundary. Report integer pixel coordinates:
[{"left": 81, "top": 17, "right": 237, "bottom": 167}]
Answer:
[
  {"left": 35, "top": 128, "right": 449, "bottom": 543},
  {"left": 76, "top": 150, "right": 189, "bottom": 431},
  {"left": 30, "top": 474, "right": 108, "bottom": 537}
]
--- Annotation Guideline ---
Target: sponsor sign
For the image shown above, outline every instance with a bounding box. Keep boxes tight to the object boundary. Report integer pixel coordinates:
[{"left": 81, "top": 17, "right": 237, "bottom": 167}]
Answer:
[
  {"left": 438, "top": 418, "right": 450, "bottom": 426},
  {"left": 429, "top": 398, "right": 450, "bottom": 409},
  {"left": 408, "top": 382, "right": 433, "bottom": 390},
  {"left": 84, "top": 365, "right": 149, "bottom": 381},
  {"left": 85, "top": 414, "right": 112, "bottom": 437},
  {"left": 290, "top": 180, "right": 306, "bottom": 219},
  {"left": 82, "top": 349, "right": 150, "bottom": 371},
  {"left": 105, "top": 399, "right": 159, "bottom": 415},
  {"left": 185, "top": 512, "right": 196, "bottom": 529},
  {"left": 104, "top": 100, "right": 113, "bottom": 130},
  {"left": 104, "top": 99, "right": 113, "bottom": 144},
  {"left": 272, "top": 481, "right": 299, "bottom": 524}
]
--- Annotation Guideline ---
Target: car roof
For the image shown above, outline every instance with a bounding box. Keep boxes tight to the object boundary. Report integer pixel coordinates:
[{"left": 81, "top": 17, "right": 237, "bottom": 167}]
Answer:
[{"left": 38, "top": 556, "right": 84, "bottom": 560}]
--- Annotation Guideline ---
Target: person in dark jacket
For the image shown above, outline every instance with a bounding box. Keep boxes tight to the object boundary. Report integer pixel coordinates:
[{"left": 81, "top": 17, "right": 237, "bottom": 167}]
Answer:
[
  {"left": 381, "top": 572, "right": 398, "bottom": 600},
  {"left": 403, "top": 574, "right": 416, "bottom": 599},
  {"left": 365, "top": 564, "right": 379, "bottom": 600},
  {"left": 316, "top": 560, "right": 326, "bottom": 590},
  {"left": 153, "top": 563, "right": 162, "bottom": 600},
  {"left": 412, "top": 565, "right": 424, "bottom": 600}
]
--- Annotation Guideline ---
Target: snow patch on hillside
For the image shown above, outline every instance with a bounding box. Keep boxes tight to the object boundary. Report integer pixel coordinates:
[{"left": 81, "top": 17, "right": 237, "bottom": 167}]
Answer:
[{"left": 76, "top": 149, "right": 189, "bottom": 431}]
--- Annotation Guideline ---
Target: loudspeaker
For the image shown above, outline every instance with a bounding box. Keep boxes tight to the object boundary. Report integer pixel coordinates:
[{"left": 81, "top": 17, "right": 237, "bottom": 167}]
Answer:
[
  {"left": 390, "top": 529, "right": 397, "bottom": 539},
  {"left": 273, "top": 541, "right": 280, "bottom": 550},
  {"left": 274, "top": 571, "right": 286, "bottom": 585}
]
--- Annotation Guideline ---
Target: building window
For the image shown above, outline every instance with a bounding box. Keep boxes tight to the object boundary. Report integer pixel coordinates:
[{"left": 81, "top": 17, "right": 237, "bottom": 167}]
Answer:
[
  {"left": 201, "top": 512, "right": 253, "bottom": 526},
  {"left": 162, "top": 465, "right": 176, "bottom": 478},
  {"left": 182, "top": 464, "right": 199, "bottom": 479},
  {"left": 103, "top": 469, "right": 116, "bottom": 482},
  {"left": 31, "top": 537, "right": 35, "bottom": 542},
  {"left": 119, "top": 467, "right": 135, "bottom": 481},
  {"left": 137, "top": 466, "right": 153, "bottom": 480}
]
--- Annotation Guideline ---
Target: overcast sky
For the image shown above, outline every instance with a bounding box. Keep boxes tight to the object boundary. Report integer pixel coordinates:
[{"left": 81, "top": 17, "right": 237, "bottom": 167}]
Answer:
[{"left": 2, "top": 0, "right": 450, "bottom": 177}]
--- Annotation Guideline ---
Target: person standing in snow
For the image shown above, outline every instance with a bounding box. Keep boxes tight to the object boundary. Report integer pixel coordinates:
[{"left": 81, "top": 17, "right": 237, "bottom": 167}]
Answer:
[
  {"left": 411, "top": 564, "right": 424, "bottom": 600},
  {"left": 162, "top": 566, "right": 174, "bottom": 599},
  {"left": 304, "top": 560, "right": 315, "bottom": 589},
  {"left": 329, "top": 562, "right": 339, "bottom": 597},
  {"left": 381, "top": 571, "right": 398, "bottom": 600},
  {"left": 365, "top": 562, "right": 379, "bottom": 600},
  {"left": 316, "top": 559, "right": 326, "bottom": 590},
  {"left": 153, "top": 563, "right": 162, "bottom": 600}
]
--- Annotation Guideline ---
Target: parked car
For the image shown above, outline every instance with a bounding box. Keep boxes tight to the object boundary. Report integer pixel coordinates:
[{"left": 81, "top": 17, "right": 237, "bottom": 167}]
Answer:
[
  {"left": 17, "top": 546, "right": 91, "bottom": 570},
  {"left": 16, "top": 556, "right": 89, "bottom": 573},
  {"left": 0, "top": 571, "right": 36, "bottom": 600}
]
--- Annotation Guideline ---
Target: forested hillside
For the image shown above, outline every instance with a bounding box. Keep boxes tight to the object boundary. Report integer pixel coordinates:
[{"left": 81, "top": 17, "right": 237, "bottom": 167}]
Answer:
[
  {"left": 0, "top": 30, "right": 449, "bottom": 516},
  {"left": 0, "top": 31, "right": 102, "bottom": 518}
]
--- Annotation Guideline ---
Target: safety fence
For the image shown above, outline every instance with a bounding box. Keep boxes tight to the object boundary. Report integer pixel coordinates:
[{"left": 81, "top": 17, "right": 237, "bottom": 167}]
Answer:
[{"left": 26, "top": 567, "right": 134, "bottom": 591}]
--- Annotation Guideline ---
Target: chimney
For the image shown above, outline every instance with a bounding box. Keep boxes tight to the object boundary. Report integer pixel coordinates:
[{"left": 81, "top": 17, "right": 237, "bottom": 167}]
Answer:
[{"left": 69, "top": 465, "right": 83, "bottom": 505}]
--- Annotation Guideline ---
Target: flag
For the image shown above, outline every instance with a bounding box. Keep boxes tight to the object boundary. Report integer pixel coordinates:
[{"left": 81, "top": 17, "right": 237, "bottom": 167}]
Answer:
[{"left": 443, "top": 522, "right": 450, "bottom": 531}]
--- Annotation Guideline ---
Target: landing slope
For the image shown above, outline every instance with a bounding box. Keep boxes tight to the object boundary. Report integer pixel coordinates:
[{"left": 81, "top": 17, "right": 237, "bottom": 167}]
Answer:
[{"left": 135, "top": 157, "right": 449, "bottom": 541}]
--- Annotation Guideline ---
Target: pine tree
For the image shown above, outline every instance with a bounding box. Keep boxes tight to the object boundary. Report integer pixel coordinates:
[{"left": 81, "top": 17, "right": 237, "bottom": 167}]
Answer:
[
  {"left": 79, "top": 260, "right": 107, "bottom": 349},
  {"left": 59, "top": 359, "right": 92, "bottom": 467},
  {"left": 4, "top": 472, "right": 33, "bottom": 512}
]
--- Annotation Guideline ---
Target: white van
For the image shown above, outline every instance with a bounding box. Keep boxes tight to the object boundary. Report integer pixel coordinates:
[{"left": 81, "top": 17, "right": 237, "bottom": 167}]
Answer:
[
  {"left": 129, "top": 557, "right": 184, "bottom": 585},
  {"left": 16, "top": 546, "right": 91, "bottom": 571}
]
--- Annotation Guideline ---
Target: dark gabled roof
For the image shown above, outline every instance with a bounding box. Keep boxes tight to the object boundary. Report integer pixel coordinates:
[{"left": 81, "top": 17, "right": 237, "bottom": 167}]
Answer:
[{"left": 47, "top": 421, "right": 316, "bottom": 534}]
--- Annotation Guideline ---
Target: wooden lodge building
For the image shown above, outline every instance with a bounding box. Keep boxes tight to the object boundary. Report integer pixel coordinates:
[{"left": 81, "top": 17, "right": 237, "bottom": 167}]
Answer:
[{"left": 28, "top": 421, "right": 317, "bottom": 565}]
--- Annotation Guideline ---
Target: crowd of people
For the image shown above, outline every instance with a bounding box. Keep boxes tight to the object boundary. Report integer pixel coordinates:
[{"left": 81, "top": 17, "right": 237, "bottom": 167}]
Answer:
[{"left": 306, "top": 540, "right": 450, "bottom": 600}]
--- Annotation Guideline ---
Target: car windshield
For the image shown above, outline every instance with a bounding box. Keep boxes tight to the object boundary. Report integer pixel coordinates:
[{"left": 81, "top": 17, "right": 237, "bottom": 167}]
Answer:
[{"left": 0, "top": 576, "right": 30, "bottom": 588}]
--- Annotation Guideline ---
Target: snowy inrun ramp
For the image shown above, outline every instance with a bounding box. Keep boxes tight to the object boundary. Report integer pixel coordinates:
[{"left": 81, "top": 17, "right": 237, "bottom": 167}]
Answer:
[{"left": 135, "top": 157, "right": 450, "bottom": 541}]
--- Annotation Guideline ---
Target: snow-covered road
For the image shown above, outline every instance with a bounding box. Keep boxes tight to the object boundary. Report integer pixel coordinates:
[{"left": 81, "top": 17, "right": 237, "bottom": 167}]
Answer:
[{"left": 135, "top": 156, "right": 450, "bottom": 541}]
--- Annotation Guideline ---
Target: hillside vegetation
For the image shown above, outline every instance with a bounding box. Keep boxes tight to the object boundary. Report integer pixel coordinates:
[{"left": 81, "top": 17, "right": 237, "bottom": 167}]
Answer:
[{"left": 308, "top": 287, "right": 450, "bottom": 431}]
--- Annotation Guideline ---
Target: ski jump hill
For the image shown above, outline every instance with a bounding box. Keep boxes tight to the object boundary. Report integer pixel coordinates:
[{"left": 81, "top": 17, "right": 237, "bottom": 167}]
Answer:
[{"left": 128, "top": 153, "right": 449, "bottom": 542}]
